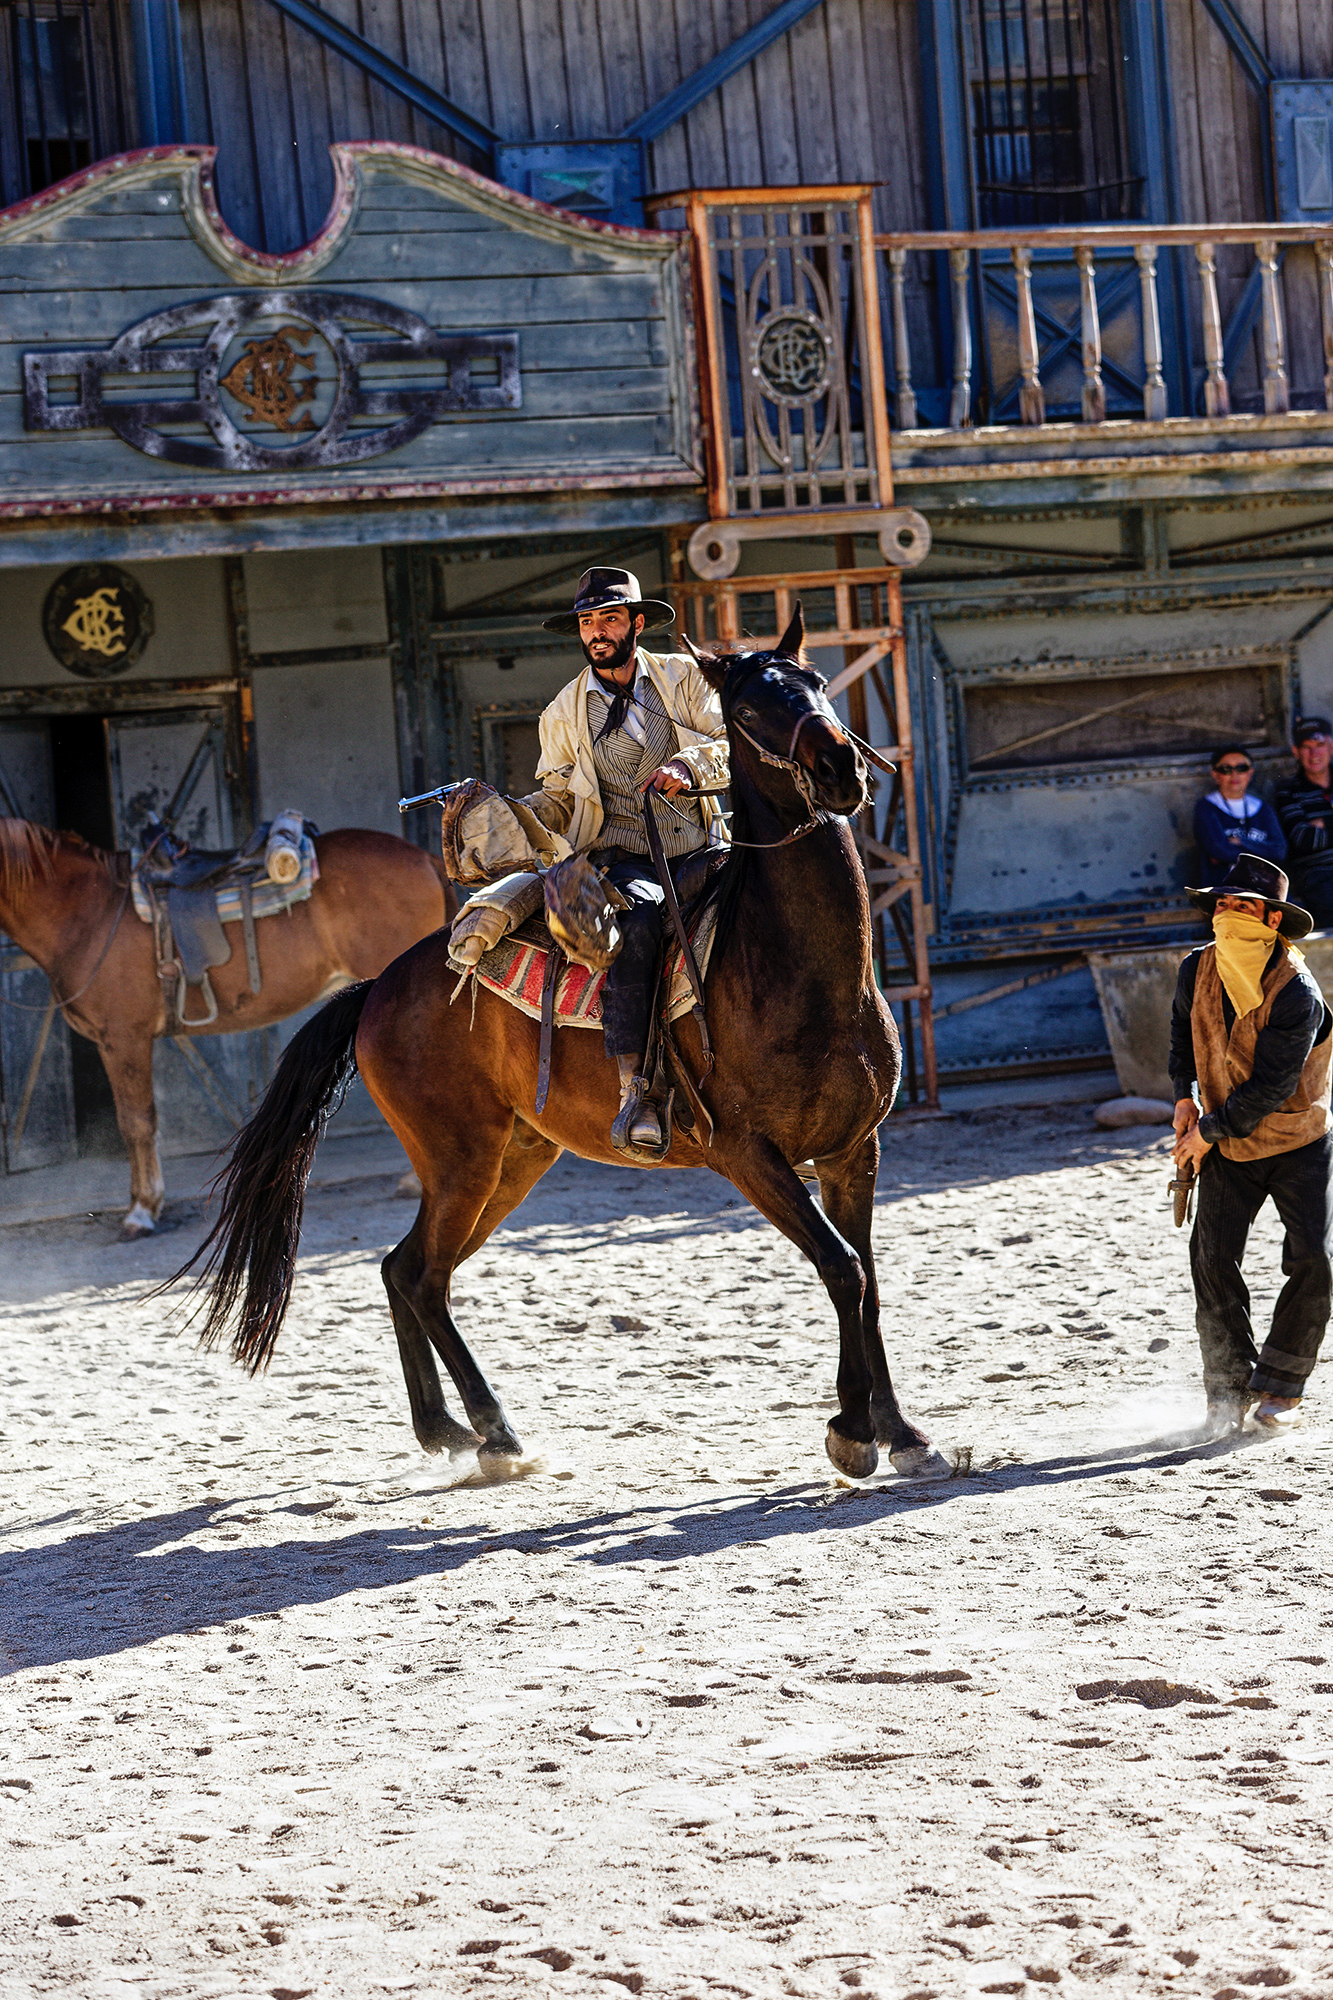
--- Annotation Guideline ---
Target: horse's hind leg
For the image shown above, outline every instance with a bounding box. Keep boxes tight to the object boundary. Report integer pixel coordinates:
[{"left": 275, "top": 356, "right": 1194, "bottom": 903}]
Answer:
[
  {"left": 382, "top": 1222, "right": 481, "bottom": 1457},
  {"left": 819, "top": 1134, "right": 938, "bottom": 1473}
]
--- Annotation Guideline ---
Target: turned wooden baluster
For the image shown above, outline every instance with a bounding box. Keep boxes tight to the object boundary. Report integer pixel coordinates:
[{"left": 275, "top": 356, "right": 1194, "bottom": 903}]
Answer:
[
  {"left": 887, "top": 246, "right": 918, "bottom": 430},
  {"left": 1135, "top": 242, "right": 1168, "bottom": 420},
  {"left": 1194, "top": 240, "right": 1231, "bottom": 417},
  {"left": 1012, "top": 246, "right": 1045, "bottom": 425},
  {"left": 1255, "top": 238, "right": 1290, "bottom": 414},
  {"left": 1073, "top": 244, "right": 1105, "bottom": 423},
  {"left": 949, "top": 245, "right": 972, "bottom": 428},
  {"left": 1318, "top": 240, "right": 1333, "bottom": 413}
]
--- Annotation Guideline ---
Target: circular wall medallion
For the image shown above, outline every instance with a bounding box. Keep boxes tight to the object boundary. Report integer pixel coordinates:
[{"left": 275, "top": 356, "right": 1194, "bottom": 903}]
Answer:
[
  {"left": 43, "top": 564, "right": 153, "bottom": 678},
  {"left": 751, "top": 309, "right": 835, "bottom": 406}
]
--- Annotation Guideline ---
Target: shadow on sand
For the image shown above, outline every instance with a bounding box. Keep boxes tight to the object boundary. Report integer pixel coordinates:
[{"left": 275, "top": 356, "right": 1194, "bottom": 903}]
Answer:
[{"left": 0, "top": 1424, "right": 1271, "bottom": 1677}]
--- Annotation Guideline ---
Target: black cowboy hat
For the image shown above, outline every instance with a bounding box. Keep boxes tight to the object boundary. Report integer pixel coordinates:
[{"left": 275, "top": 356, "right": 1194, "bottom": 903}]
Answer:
[
  {"left": 1185, "top": 852, "right": 1314, "bottom": 940},
  {"left": 541, "top": 567, "right": 675, "bottom": 635}
]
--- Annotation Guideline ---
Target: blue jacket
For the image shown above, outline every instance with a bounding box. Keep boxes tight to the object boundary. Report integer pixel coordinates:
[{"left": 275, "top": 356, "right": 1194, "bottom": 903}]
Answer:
[{"left": 1193, "top": 791, "right": 1287, "bottom": 879}]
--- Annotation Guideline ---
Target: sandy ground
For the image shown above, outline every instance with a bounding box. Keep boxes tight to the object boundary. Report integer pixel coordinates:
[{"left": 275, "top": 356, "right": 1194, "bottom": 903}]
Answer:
[{"left": 1, "top": 1104, "right": 1331, "bottom": 2000}]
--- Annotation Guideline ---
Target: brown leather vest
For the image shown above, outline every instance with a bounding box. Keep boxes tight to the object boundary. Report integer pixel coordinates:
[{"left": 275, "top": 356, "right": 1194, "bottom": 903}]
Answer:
[{"left": 1191, "top": 944, "right": 1332, "bottom": 1161}]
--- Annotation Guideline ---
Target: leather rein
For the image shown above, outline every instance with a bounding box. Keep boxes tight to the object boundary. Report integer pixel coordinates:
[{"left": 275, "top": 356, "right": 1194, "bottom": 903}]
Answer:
[{"left": 653, "top": 702, "right": 893, "bottom": 851}]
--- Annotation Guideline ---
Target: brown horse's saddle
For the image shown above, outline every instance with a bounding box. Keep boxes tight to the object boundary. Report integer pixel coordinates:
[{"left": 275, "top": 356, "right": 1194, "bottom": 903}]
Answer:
[{"left": 131, "top": 811, "right": 318, "bottom": 1028}]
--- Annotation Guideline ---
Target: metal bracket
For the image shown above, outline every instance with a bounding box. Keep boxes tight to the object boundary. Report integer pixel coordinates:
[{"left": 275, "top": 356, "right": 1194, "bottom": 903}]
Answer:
[{"left": 687, "top": 509, "right": 931, "bottom": 581}]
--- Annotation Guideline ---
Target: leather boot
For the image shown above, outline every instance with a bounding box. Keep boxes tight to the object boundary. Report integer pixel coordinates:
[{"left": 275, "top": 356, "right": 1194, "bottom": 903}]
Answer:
[{"left": 611, "top": 1053, "right": 661, "bottom": 1150}]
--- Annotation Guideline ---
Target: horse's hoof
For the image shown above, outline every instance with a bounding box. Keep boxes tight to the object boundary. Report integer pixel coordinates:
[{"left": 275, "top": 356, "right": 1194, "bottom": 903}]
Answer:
[
  {"left": 415, "top": 1418, "right": 482, "bottom": 1457},
  {"left": 888, "top": 1444, "right": 954, "bottom": 1480},
  {"left": 825, "top": 1424, "right": 878, "bottom": 1480},
  {"left": 120, "top": 1203, "right": 157, "bottom": 1241},
  {"left": 476, "top": 1441, "right": 529, "bottom": 1482},
  {"left": 395, "top": 1170, "right": 422, "bottom": 1199}
]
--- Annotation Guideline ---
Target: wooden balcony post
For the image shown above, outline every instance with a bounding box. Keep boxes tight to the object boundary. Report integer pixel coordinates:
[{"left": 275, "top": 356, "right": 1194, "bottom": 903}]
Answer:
[
  {"left": 1317, "top": 240, "right": 1333, "bottom": 413},
  {"left": 1135, "top": 243, "right": 1168, "bottom": 420},
  {"left": 1194, "top": 240, "right": 1231, "bottom": 418},
  {"left": 1073, "top": 244, "right": 1105, "bottom": 424},
  {"left": 1012, "top": 246, "right": 1046, "bottom": 426},
  {"left": 887, "top": 247, "right": 918, "bottom": 430},
  {"left": 1255, "top": 238, "right": 1290, "bottom": 415},
  {"left": 948, "top": 245, "right": 972, "bottom": 429}
]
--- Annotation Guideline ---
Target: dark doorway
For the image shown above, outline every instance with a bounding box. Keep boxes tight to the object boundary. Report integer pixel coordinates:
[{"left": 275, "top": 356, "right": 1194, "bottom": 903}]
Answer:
[
  {"left": 48, "top": 713, "right": 120, "bottom": 1151},
  {"left": 50, "top": 714, "right": 116, "bottom": 849}
]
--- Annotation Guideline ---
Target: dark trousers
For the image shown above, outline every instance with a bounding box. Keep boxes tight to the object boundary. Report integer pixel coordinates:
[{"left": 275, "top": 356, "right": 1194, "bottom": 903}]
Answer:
[
  {"left": 1189, "top": 1131, "right": 1333, "bottom": 1396},
  {"left": 596, "top": 852, "right": 668, "bottom": 1060}
]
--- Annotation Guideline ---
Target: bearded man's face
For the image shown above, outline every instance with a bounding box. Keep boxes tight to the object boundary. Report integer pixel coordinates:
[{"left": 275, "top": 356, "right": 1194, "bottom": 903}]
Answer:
[{"left": 579, "top": 607, "right": 643, "bottom": 678}]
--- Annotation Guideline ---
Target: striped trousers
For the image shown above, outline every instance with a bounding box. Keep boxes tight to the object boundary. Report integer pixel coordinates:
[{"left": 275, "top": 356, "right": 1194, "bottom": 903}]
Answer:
[{"left": 1189, "top": 1131, "right": 1333, "bottom": 1396}]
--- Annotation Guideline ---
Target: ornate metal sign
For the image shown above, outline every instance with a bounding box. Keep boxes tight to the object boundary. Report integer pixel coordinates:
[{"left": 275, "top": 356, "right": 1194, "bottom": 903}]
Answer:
[
  {"left": 43, "top": 564, "right": 154, "bottom": 678},
  {"left": 23, "top": 292, "right": 521, "bottom": 474},
  {"left": 752, "top": 309, "right": 834, "bottom": 406}
]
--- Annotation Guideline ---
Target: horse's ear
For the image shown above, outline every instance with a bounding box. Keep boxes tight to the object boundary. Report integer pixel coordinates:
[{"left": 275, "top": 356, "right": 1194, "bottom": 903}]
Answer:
[
  {"left": 776, "top": 601, "right": 805, "bottom": 661},
  {"left": 678, "top": 627, "right": 727, "bottom": 693}
]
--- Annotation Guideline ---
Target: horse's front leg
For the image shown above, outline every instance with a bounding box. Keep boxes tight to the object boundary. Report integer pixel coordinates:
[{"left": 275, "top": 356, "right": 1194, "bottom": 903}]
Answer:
[
  {"left": 98, "top": 1035, "right": 165, "bottom": 1239},
  {"left": 720, "top": 1135, "right": 880, "bottom": 1479},
  {"left": 818, "top": 1135, "right": 939, "bottom": 1475}
]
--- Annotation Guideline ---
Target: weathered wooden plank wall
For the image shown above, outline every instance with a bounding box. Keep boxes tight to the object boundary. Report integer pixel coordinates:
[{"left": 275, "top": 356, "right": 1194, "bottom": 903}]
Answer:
[
  {"left": 1166, "top": 0, "right": 1333, "bottom": 408},
  {"left": 184, "top": 0, "right": 930, "bottom": 251}
]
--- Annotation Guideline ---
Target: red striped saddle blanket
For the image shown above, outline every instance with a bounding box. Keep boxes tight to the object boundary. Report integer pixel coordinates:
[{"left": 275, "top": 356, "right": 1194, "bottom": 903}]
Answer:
[{"left": 461, "top": 903, "right": 719, "bottom": 1030}]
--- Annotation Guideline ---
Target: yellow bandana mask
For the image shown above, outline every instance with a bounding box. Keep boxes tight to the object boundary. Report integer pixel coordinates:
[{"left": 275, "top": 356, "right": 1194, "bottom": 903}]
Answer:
[{"left": 1212, "top": 909, "right": 1287, "bottom": 1016}]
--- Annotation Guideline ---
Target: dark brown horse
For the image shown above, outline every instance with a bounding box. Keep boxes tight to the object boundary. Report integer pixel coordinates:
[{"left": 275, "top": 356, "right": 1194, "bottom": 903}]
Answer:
[
  {"left": 0, "top": 821, "right": 452, "bottom": 1236},
  {"left": 183, "top": 613, "right": 940, "bottom": 1480}
]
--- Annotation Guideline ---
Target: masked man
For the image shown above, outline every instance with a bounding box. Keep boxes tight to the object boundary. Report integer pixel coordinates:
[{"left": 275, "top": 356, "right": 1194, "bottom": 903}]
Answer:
[
  {"left": 520, "top": 567, "right": 728, "bottom": 1151},
  {"left": 1170, "top": 854, "right": 1333, "bottom": 1437}
]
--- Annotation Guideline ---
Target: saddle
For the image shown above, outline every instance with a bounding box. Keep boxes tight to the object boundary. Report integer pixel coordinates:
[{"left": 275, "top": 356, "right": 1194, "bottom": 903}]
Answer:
[
  {"left": 449, "top": 841, "right": 729, "bottom": 1160},
  {"left": 132, "top": 810, "right": 318, "bottom": 1028}
]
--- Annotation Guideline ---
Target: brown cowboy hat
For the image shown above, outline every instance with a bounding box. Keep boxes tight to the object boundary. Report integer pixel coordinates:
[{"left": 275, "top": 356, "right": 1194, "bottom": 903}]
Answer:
[
  {"left": 542, "top": 566, "right": 675, "bottom": 635},
  {"left": 1185, "top": 852, "right": 1314, "bottom": 940}
]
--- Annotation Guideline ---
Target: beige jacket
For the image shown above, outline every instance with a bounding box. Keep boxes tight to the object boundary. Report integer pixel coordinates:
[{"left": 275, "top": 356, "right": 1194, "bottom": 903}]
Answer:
[{"left": 521, "top": 648, "right": 730, "bottom": 855}]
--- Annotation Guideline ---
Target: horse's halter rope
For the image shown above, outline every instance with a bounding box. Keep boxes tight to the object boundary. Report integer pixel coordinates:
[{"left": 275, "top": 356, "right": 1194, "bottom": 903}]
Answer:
[{"left": 0, "top": 873, "right": 131, "bottom": 1014}]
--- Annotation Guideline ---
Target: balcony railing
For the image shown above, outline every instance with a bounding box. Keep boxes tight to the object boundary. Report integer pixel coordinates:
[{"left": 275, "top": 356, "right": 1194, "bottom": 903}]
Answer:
[{"left": 876, "top": 223, "right": 1333, "bottom": 433}]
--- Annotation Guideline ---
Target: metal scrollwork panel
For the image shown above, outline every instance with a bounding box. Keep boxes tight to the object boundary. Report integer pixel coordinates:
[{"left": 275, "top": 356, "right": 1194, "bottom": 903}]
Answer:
[
  {"left": 713, "top": 203, "right": 875, "bottom": 515},
  {"left": 23, "top": 291, "right": 521, "bottom": 474}
]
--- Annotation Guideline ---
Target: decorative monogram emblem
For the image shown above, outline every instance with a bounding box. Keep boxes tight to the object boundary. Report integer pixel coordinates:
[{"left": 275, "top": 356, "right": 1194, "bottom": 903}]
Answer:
[
  {"left": 752, "top": 309, "right": 834, "bottom": 406},
  {"left": 44, "top": 565, "right": 153, "bottom": 679},
  {"left": 62, "top": 587, "right": 127, "bottom": 659},
  {"left": 23, "top": 291, "right": 521, "bottom": 474},
  {"left": 217, "top": 327, "right": 319, "bottom": 433}
]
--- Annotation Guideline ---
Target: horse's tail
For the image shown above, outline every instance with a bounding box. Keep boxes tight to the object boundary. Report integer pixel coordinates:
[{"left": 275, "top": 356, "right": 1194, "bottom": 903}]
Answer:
[{"left": 168, "top": 980, "right": 373, "bottom": 1374}]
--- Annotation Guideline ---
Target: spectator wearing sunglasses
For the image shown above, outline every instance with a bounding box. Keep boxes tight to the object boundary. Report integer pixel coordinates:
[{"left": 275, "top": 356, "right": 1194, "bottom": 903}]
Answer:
[
  {"left": 1276, "top": 716, "right": 1333, "bottom": 929},
  {"left": 1194, "top": 746, "right": 1286, "bottom": 880}
]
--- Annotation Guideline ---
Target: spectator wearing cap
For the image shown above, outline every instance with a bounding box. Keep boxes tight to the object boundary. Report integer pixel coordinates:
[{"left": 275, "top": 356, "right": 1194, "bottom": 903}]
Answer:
[
  {"left": 1193, "top": 745, "right": 1286, "bottom": 879},
  {"left": 1276, "top": 716, "right": 1333, "bottom": 928}
]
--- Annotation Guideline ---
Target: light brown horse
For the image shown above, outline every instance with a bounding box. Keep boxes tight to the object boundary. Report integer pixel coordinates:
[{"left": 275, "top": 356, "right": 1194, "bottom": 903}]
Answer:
[
  {"left": 0, "top": 820, "right": 453, "bottom": 1236},
  {"left": 183, "top": 615, "right": 944, "bottom": 1481}
]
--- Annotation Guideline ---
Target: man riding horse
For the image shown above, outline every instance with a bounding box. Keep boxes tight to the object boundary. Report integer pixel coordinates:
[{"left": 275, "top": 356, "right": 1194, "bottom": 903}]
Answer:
[{"left": 520, "top": 567, "right": 729, "bottom": 1152}]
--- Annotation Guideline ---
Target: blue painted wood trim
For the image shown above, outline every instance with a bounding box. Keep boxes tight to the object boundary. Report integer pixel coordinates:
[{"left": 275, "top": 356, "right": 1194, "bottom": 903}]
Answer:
[
  {"left": 622, "top": 0, "right": 829, "bottom": 142},
  {"left": 1196, "top": 0, "right": 1274, "bottom": 90},
  {"left": 1222, "top": 263, "right": 1266, "bottom": 384},
  {"left": 1118, "top": 0, "right": 1193, "bottom": 411},
  {"left": 130, "top": 0, "right": 189, "bottom": 145},
  {"left": 917, "top": 0, "right": 973, "bottom": 230},
  {"left": 264, "top": 0, "right": 499, "bottom": 157}
]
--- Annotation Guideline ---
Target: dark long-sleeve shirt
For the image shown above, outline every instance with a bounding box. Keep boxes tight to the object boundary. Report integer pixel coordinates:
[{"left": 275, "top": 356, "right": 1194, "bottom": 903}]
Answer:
[
  {"left": 1193, "top": 792, "right": 1286, "bottom": 877},
  {"left": 1169, "top": 943, "right": 1331, "bottom": 1142},
  {"left": 1275, "top": 775, "right": 1333, "bottom": 858}
]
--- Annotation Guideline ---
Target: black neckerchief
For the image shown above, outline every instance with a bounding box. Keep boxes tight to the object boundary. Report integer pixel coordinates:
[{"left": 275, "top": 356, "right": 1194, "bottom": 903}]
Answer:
[{"left": 590, "top": 664, "right": 639, "bottom": 745}]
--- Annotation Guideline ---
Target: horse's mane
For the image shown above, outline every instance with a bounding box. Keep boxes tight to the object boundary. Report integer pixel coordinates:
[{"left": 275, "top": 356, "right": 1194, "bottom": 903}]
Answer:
[
  {"left": 0, "top": 818, "right": 122, "bottom": 895},
  {"left": 695, "top": 643, "right": 820, "bottom": 962}
]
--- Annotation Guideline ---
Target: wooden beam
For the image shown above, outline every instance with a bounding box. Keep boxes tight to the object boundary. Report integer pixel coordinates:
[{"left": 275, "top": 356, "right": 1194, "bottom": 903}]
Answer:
[{"left": 623, "top": 0, "right": 829, "bottom": 143}]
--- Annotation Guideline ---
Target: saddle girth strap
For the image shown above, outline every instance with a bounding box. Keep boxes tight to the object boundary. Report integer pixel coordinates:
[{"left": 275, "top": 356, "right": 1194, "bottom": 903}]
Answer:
[
  {"left": 534, "top": 941, "right": 560, "bottom": 1115},
  {"left": 642, "top": 791, "right": 714, "bottom": 1082},
  {"left": 240, "top": 878, "right": 261, "bottom": 996}
]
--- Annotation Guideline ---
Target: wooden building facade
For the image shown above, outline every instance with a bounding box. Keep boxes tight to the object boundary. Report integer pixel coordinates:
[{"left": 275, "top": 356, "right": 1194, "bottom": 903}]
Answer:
[{"left": 5, "top": 0, "right": 1333, "bottom": 1182}]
